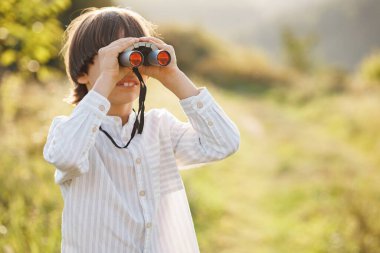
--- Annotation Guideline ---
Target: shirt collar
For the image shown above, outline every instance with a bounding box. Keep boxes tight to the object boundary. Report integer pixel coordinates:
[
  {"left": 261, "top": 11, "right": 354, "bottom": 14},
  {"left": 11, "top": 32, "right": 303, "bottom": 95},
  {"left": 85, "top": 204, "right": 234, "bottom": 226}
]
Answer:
[{"left": 101, "top": 110, "right": 137, "bottom": 131}]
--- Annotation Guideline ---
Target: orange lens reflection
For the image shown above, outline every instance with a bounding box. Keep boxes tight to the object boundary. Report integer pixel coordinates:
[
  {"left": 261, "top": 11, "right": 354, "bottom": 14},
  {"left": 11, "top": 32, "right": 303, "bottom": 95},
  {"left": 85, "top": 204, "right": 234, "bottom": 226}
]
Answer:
[
  {"left": 157, "top": 51, "right": 171, "bottom": 66},
  {"left": 129, "top": 52, "right": 143, "bottom": 67}
]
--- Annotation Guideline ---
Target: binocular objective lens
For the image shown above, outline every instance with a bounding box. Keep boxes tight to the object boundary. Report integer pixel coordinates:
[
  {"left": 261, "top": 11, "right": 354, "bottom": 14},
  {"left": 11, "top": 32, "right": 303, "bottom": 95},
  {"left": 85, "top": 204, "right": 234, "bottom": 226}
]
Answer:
[
  {"left": 157, "top": 51, "right": 171, "bottom": 66},
  {"left": 129, "top": 52, "right": 143, "bottom": 67}
]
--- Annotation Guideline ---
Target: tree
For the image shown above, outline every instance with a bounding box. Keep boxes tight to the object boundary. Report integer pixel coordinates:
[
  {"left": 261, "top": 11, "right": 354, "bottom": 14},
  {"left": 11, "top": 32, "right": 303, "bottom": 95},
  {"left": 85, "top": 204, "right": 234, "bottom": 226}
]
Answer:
[{"left": 0, "top": 0, "right": 71, "bottom": 81}]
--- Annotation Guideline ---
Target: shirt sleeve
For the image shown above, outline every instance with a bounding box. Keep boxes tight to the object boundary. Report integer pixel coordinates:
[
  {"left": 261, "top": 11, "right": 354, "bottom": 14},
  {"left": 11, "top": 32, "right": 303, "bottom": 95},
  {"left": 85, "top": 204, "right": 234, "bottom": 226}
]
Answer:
[
  {"left": 167, "top": 87, "right": 240, "bottom": 169},
  {"left": 43, "top": 90, "right": 111, "bottom": 184}
]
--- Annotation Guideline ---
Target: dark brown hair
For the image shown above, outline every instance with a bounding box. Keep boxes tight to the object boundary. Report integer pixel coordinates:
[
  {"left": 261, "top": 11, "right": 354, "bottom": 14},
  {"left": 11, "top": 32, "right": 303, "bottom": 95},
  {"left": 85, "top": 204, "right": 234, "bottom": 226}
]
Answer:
[{"left": 61, "top": 7, "right": 156, "bottom": 104}]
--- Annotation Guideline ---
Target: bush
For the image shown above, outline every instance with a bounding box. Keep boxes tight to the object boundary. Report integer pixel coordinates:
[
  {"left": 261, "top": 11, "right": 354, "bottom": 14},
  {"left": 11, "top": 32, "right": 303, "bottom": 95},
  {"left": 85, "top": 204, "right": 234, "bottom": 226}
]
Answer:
[
  {"left": 359, "top": 52, "right": 380, "bottom": 84},
  {"left": 160, "top": 26, "right": 289, "bottom": 93}
]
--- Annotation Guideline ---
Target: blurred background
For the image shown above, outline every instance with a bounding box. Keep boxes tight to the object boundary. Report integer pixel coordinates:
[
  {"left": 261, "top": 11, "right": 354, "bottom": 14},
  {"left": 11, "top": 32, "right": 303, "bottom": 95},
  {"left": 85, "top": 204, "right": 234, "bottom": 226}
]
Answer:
[{"left": 1, "top": 0, "right": 380, "bottom": 252}]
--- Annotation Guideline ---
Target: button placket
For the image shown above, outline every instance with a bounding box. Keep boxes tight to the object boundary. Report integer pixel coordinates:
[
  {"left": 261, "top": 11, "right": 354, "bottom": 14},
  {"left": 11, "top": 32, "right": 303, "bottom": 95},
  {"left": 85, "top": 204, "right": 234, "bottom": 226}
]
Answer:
[{"left": 133, "top": 154, "right": 152, "bottom": 250}]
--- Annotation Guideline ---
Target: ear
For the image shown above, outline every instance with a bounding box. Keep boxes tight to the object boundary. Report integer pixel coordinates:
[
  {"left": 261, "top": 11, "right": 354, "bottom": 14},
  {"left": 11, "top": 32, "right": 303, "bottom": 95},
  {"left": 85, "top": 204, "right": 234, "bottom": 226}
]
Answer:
[{"left": 77, "top": 73, "right": 89, "bottom": 84}]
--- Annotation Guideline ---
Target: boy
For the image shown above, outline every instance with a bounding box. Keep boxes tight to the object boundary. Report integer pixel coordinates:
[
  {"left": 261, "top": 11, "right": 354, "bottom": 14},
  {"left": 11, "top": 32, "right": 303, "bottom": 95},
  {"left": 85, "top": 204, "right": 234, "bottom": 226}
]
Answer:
[{"left": 43, "top": 7, "right": 240, "bottom": 253}]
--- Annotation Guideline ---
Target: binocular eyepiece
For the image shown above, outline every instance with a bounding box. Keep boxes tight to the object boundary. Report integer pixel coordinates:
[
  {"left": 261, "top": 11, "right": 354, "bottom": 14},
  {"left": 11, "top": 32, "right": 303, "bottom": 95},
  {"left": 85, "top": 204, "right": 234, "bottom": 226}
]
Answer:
[{"left": 118, "top": 42, "right": 171, "bottom": 68}]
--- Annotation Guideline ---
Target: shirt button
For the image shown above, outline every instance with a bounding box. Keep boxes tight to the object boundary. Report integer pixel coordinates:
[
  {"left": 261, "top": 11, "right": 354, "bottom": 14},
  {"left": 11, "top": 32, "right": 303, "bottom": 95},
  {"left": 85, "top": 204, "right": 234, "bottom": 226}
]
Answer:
[
  {"left": 98, "top": 105, "right": 105, "bottom": 111},
  {"left": 139, "top": 190, "right": 146, "bottom": 196},
  {"left": 196, "top": 101, "right": 203, "bottom": 109},
  {"left": 92, "top": 126, "right": 97, "bottom": 132},
  {"left": 146, "top": 222, "right": 152, "bottom": 228},
  {"left": 207, "top": 120, "right": 213, "bottom": 126},
  {"left": 136, "top": 158, "right": 141, "bottom": 164}
]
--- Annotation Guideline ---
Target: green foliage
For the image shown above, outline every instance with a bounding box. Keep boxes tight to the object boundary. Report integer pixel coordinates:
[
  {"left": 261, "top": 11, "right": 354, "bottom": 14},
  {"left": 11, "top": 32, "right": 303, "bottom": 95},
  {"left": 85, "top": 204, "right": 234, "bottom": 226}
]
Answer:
[
  {"left": 160, "top": 26, "right": 288, "bottom": 92},
  {"left": 160, "top": 27, "right": 217, "bottom": 74},
  {"left": 281, "top": 27, "right": 318, "bottom": 74},
  {"left": 359, "top": 52, "right": 380, "bottom": 84},
  {"left": 0, "top": 0, "right": 70, "bottom": 80},
  {"left": 269, "top": 67, "right": 349, "bottom": 105},
  {"left": 0, "top": 75, "right": 70, "bottom": 252}
]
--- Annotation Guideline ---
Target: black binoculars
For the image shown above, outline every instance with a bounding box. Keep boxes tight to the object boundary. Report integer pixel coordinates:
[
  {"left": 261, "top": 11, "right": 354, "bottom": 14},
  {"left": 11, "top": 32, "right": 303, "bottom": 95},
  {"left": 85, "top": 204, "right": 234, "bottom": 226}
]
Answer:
[{"left": 118, "top": 42, "right": 171, "bottom": 67}]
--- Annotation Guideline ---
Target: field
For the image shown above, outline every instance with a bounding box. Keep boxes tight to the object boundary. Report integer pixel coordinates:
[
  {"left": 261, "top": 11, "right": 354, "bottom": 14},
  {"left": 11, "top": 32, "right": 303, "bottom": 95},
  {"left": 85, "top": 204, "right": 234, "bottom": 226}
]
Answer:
[{"left": 1, "top": 71, "right": 380, "bottom": 252}]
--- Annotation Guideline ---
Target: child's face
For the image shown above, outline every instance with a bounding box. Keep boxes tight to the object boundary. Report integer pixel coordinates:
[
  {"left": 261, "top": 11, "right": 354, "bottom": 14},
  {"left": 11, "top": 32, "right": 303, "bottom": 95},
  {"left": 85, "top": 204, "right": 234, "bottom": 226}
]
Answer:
[{"left": 82, "top": 55, "right": 148, "bottom": 106}]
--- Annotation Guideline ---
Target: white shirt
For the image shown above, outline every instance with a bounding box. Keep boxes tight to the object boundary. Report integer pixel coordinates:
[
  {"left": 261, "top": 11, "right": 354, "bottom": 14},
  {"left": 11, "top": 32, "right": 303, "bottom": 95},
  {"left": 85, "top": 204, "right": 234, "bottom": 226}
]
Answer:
[{"left": 43, "top": 87, "right": 240, "bottom": 253}]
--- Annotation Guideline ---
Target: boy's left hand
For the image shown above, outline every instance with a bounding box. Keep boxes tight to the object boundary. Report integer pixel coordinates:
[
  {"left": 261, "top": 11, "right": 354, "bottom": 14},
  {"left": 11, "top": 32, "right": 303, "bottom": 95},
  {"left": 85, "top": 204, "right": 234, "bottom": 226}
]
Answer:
[
  {"left": 136, "top": 36, "right": 200, "bottom": 100},
  {"left": 136, "top": 37, "right": 180, "bottom": 84}
]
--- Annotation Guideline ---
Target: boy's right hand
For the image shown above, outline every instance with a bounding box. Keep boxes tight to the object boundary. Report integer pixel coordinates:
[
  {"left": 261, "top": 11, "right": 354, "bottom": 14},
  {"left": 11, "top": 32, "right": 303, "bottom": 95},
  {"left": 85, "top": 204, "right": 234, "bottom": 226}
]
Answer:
[{"left": 92, "top": 37, "right": 140, "bottom": 98}]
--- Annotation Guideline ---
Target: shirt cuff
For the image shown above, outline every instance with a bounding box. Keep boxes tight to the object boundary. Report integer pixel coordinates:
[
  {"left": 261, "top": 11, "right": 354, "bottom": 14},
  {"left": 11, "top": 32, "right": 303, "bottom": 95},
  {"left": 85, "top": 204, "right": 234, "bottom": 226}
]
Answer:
[
  {"left": 179, "top": 87, "right": 214, "bottom": 115},
  {"left": 74, "top": 90, "right": 111, "bottom": 118}
]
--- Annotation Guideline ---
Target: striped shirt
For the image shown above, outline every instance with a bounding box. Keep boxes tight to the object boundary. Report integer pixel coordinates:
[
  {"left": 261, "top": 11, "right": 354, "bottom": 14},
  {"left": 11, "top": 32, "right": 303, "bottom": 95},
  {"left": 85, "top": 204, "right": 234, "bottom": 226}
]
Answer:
[{"left": 43, "top": 87, "right": 240, "bottom": 253}]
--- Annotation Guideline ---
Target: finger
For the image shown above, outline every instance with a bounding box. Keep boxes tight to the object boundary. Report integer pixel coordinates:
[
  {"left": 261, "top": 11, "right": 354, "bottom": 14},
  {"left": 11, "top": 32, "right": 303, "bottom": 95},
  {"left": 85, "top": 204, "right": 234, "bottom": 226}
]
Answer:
[
  {"left": 108, "top": 37, "right": 139, "bottom": 47},
  {"left": 98, "top": 46, "right": 122, "bottom": 57},
  {"left": 157, "top": 44, "right": 174, "bottom": 53},
  {"left": 140, "top": 37, "right": 175, "bottom": 55},
  {"left": 103, "top": 37, "right": 140, "bottom": 53},
  {"left": 139, "top": 36, "right": 167, "bottom": 46}
]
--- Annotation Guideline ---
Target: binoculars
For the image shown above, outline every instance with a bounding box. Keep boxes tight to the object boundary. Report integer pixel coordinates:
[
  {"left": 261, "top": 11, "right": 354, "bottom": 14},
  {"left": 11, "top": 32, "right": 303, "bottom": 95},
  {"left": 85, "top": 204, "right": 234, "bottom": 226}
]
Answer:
[{"left": 118, "top": 42, "right": 171, "bottom": 67}]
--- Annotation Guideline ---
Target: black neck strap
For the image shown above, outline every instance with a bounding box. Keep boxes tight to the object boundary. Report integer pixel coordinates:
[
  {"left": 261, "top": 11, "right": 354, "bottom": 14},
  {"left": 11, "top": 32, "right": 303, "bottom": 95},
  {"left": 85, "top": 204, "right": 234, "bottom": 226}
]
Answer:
[{"left": 99, "top": 67, "right": 147, "bottom": 149}]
